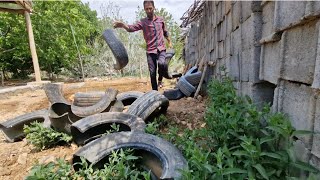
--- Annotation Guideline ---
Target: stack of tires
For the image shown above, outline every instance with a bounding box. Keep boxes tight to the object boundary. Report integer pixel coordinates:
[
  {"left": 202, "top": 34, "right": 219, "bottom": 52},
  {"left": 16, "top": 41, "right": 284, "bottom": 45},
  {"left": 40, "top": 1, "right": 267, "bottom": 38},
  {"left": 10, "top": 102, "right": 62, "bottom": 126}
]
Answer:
[
  {"left": 163, "top": 66, "right": 203, "bottom": 100},
  {"left": 0, "top": 84, "right": 188, "bottom": 179}
]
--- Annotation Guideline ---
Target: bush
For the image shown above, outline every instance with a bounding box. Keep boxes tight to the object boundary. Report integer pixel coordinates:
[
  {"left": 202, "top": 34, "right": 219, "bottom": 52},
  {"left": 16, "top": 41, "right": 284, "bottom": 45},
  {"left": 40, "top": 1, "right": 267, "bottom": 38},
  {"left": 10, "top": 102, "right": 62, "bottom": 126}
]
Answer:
[
  {"left": 26, "top": 149, "right": 151, "bottom": 180},
  {"left": 23, "top": 122, "right": 72, "bottom": 151}
]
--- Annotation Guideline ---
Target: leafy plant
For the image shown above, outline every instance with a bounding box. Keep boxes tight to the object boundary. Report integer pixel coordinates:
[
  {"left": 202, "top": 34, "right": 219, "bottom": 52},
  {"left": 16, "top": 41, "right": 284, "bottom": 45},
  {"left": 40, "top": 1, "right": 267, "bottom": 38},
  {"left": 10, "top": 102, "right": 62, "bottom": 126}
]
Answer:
[
  {"left": 23, "top": 122, "right": 72, "bottom": 151},
  {"left": 25, "top": 149, "right": 151, "bottom": 180}
]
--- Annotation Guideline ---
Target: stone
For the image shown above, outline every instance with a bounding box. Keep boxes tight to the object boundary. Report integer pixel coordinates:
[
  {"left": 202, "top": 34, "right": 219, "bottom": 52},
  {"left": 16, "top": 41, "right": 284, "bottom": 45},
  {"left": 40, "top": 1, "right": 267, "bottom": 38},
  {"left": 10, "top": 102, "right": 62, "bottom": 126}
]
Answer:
[{"left": 17, "top": 153, "right": 28, "bottom": 165}]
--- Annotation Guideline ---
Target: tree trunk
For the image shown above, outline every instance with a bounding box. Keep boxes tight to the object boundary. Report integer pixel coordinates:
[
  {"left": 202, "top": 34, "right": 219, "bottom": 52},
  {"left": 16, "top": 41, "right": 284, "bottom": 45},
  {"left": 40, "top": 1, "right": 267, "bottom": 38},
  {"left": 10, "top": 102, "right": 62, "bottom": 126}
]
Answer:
[{"left": 1, "top": 69, "right": 4, "bottom": 86}]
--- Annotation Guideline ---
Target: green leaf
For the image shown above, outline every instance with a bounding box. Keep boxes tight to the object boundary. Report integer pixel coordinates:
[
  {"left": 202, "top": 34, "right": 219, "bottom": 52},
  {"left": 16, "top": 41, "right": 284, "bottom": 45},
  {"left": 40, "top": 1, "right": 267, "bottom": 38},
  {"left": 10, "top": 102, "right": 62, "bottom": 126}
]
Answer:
[
  {"left": 260, "top": 152, "right": 282, "bottom": 160},
  {"left": 222, "top": 168, "right": 247, "bottom": 175},
  {"left": 253, "top": 164, "right": 269, "bottom": 180},
  {"left": 232, "top": 151, "right": 250, "bottom": 157},
  {"left": 291, "top": 130, "right": 313, "bottom": 136}
]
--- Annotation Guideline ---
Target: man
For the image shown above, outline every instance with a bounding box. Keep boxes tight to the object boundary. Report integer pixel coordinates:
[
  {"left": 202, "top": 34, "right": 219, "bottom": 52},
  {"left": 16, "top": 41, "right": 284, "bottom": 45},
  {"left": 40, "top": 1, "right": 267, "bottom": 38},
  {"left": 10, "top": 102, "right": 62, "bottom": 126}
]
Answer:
[{"left": 113, "top": 0, "right": 172, "bottom": 91}]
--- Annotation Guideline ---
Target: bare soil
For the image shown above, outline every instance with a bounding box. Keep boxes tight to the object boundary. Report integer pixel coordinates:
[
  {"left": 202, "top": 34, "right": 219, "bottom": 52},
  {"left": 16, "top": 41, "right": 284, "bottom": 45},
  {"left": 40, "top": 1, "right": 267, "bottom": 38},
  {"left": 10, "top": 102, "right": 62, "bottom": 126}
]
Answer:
[{"left": 0, "top": 77, "right": 206, "bottom": 179}]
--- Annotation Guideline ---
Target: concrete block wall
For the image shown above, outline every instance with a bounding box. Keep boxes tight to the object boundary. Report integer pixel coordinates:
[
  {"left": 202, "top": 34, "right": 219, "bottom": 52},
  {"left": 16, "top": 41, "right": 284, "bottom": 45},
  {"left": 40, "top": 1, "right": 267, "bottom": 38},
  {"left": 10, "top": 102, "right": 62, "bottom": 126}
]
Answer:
[{"left": 184, "top": 1, "right": 320, "bottom": 170}]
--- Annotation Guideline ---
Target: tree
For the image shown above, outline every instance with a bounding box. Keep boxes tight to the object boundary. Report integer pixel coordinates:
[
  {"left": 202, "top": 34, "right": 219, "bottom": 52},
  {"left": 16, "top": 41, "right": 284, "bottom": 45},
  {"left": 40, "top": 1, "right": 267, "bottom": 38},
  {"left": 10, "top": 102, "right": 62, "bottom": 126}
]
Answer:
[{"left": 0, "top": 0, "right": 100, "bottom": 79}]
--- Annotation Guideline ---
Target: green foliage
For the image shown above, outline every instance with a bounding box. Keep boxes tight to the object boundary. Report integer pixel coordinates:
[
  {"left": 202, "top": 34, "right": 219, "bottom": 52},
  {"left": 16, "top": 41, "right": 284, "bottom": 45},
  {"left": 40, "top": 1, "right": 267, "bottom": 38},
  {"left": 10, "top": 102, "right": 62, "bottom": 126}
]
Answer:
[
  {"left": 0, "top": 0, "right": 99, "bottom": 78},
  {"left": 145, "top": 114, "right": 167, "bottom": 135},
  {"left": 23, "top": 122, "right": 72, "bottom": 151},
  {"left": 26, "top": 149, "right": 151, "bottom": 180},
  {"left": 162, "top": 78, "right": 319, "bottom": 179}
]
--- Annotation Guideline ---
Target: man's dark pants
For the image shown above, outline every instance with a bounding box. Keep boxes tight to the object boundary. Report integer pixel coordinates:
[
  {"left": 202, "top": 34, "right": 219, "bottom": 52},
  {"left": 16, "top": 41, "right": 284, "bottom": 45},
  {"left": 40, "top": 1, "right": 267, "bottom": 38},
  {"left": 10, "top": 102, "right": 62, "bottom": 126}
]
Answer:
[{"left": 146, "top": 50, "right": 167, "bottom": 91}]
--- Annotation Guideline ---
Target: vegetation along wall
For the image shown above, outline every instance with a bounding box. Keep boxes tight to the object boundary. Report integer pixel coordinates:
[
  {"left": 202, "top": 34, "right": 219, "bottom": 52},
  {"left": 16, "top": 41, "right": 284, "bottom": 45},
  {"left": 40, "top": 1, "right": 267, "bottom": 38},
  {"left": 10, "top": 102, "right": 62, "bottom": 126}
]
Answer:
[{"left": 184, "top": 1, "right": 320, "bottom": 170}]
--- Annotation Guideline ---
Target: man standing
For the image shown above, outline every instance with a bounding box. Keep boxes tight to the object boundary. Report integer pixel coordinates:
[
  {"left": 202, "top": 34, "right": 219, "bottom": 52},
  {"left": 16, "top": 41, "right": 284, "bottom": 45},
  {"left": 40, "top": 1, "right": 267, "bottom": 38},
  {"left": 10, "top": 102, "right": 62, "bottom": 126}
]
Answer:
[{"left": 113, "top": 0, "right": 172, "bottom": 91}]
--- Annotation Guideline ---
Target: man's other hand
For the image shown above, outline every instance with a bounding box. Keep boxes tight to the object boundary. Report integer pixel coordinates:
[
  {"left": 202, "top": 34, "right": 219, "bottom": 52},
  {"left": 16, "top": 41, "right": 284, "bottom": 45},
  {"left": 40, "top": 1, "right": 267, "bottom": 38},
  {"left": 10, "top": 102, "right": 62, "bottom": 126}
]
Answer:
[
  {"left": 113, "top": 21, "right": 124, "bottom": 28},
  {"left": 168, "top": 42, "right": 173, "bottom": 49}
]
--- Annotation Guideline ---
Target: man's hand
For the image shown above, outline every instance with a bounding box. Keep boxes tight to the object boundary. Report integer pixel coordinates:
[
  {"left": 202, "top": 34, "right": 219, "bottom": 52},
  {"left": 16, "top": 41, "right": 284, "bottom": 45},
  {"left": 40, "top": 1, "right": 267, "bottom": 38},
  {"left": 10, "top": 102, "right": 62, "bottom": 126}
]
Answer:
[
  {"left": 168, "top": 42, "right": 173, "bottom": 49},
  {"left": 113, "top": 21, "right": 124, "bottom": 28}
]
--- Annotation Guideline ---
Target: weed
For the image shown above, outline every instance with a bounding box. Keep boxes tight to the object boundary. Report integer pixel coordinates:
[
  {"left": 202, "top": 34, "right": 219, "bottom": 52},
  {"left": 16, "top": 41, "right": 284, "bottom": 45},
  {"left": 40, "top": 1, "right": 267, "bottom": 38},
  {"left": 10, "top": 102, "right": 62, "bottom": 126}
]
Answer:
[{"left": 23, "top": 122, "right": 72, "bottom": 151}]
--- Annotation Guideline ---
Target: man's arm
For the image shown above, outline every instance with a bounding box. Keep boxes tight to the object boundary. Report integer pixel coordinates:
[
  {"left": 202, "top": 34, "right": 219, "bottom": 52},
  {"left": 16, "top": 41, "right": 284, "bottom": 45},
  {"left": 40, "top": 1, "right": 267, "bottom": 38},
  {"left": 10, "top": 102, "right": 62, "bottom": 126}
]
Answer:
[
  {"left": 113, "top": 21, "right": 142, "bottom": 32},
  {"left": 162, "top": 20, "right": 173, "bottom": 48},
  {"left": 165, "top": 36, "right": 173, "bottom": 49}
]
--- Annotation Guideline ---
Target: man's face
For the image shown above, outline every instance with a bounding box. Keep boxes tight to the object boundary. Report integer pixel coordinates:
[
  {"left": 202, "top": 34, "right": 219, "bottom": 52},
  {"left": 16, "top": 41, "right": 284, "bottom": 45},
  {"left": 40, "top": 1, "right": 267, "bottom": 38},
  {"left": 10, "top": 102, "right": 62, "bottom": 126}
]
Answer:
[{"left": 144, "top": 2, "right": 154, "bottom": 18}]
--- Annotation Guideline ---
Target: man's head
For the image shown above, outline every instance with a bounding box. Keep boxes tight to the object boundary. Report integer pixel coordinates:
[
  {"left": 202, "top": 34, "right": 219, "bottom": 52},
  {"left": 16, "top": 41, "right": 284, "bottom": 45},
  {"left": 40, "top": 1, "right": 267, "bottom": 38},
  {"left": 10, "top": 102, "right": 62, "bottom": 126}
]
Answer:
[{"left": 143, "top": 0, "right": 155, "bottom": 19}]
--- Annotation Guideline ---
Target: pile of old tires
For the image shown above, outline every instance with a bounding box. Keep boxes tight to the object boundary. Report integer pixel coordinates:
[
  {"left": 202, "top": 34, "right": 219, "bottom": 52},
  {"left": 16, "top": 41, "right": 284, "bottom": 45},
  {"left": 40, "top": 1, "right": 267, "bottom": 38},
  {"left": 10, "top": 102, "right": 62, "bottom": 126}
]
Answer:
[
  {"left": 0, "top": 83, "right": 187, "bottom": 179},
  {"left": 163, "top": 66, "right": 203, "bottom": 100}
]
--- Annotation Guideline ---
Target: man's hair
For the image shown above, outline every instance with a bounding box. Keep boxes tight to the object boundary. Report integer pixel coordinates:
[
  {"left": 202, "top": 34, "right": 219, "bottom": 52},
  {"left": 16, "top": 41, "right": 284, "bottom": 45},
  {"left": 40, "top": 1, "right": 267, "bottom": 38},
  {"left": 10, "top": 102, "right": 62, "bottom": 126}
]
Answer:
[{"left": 143, "top": 0, "right": 154, "bottom": 7}]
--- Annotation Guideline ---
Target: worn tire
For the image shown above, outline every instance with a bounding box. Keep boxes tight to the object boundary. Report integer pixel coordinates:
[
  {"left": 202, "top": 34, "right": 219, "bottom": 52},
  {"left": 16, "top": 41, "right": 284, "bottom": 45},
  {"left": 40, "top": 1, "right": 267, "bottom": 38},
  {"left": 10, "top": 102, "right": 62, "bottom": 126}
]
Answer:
[
  {"left": 49, "top": 103, "right": 79, "bottom": 134},
  {"left": 109, "top": 100, "right": 124, "bottom": 112},
  {"left": 103, "top": 29, "right": 129, "bottom": 70},
  {"left": 116, "top": 91, "right": 144, "bottom": 106},
  {"left": 0, "top": 109, "right": 50, "bottom": 142},
  {"left": 185, "top": 66, "right": 198, "bottom": 75},
  {"left": 163, "top": 88, "right": 185, "bottom": 100},
  {"left": 44, "top": 83, "right": 69, "bottom": 104},
  {"left": 73, "top": 131, "right": 188, "bottom": 179},
  {"left": 185, "top": 71, "right": 202, "bottom": 86},
  {"left": 127, "top": 91, "right": 169, "bottom": 121},
  {"left": 70, "top": 112, "right": 145, "bottom": 145},
  {"left": 176, "top": 76, "right": 196, "bottom": 97},
  {"left": 71, "top": 88, "right": 118, "bottom": 117},
  {"left": 73, "top": 91, "right": 105, "bottom": 107}
]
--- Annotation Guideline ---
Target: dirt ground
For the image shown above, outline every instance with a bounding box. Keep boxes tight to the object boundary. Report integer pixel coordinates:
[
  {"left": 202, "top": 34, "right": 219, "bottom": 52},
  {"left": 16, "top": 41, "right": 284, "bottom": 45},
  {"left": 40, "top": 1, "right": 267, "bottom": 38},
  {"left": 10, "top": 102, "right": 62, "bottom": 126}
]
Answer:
[{"left": 0, "top": 77, "right": 206, "bottom": 179}]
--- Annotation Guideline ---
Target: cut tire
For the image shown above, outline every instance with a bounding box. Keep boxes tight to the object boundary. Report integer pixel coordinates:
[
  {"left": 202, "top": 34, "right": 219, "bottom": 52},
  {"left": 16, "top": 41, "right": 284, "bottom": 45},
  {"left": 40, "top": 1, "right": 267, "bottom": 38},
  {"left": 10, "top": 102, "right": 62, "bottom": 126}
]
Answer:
[
  {"left": 185, "top": 66, "right": 198, "bottom": 76},
  {"left": 71, "top": 88, "right": 118, "bottom": 117},
  {"left": 176, "top": 76, "right": 196, "bottom": 97},
  {"left": 70, "top": 112, "right": 145, "bottom": 145},
  {"left": 163, "top": 88, "right": 185, "bottom": 100},
  {"left": 127, "top": 91, "right": 169, "bottom": 121},
  {"left": 184, "top": 71, "right": 202, "bottom": 86},
  {"left": 0, "top": 109, "right": 50, "bottom": 142},
  {"left": 103, "top": 29, "right": 129, "bottom": 70},
  {"left": 73, "top": 131, "right": 188, "bottom": 179},
  {"left": 116, "top": 91, "right": 144, "bottom": 106},
  {"left": 44, "top": 83, "right": 69, "bottom": 104},
  {"left": 73, "top": 91, "right": 105, "bottom": 107},
  {"left": 49, "top": 103, "right": 80, "bottom": 134}
]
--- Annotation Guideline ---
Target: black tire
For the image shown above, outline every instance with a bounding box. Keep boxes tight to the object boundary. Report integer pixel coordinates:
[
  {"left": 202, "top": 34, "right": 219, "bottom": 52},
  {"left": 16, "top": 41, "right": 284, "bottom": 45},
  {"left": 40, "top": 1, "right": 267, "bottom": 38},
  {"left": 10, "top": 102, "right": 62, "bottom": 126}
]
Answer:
[
  {"left": 49, "top": 103, "right": 79, "bottom": 134},
  {"left": 44, "top": 83, "right": 69, "bottom": 104},
  {"left": 73, "top": 91, "right": 105, "bottom": 107},
  {"left": 116, "top": 91, "right": 144, "bottom": 106},
  {"left": 103, "top": 29, "right": 129, "bottom": 70},
  {"left": 166, "top": 49, "right": 175, "bottom": 59},
  {"left": 127, "top": 91, "right": 169, "bottom": 121},
  {"left": 185, "top": 66, "right": 198, "bottom": 75},
  {"left": 0, "top": 109, "right": 49, "bottom": 142},
  {"left": 73, "top": 132, "right": 188, "bottom": 179},
  {"left": 177, "top": 76, "right": 196, "bottom": 97},
  {"left": 109, "top": 100, "right": 124, "bottom": 112},
  {"left": 185, "top": 71, "right": 202, "bottom": 86},
  {"left": 70, "top": 112, "right": 145, "bottom": 145},
  {"left": 163, "top": 88, "right": 185, "bottom": 100},
  {"left": 71, "top": 88, "right": 118, "bottom": 117}
]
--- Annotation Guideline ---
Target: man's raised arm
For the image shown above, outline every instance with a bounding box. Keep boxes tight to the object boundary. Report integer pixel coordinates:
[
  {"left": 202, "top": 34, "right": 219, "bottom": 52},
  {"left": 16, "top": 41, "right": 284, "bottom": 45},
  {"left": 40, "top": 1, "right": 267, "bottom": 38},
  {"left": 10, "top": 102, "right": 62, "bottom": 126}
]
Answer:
[{"left": 113, "top": 20, "right": 143, "bottom": 32}]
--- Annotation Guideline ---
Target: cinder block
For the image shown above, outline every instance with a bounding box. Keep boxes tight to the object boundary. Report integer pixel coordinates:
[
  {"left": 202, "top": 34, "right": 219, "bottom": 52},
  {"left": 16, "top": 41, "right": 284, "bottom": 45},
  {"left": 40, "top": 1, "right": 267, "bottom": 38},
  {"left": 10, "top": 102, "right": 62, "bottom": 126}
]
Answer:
[
  {"left": 310, "top": 155, "right": 320, "bottom": 171},
  {"left": 281, "top": 21, "right": 318, "bottom": 85},
  {"left": 274, "top": 1, "right": 306, "bottom": 31},
  {"left": 225, "top": 35, "right": 231, "bottom": 57},
  {"left": 232, "top": 1, "right": 241, "bottom": 31},
  {"left": 237, "top": 82, "right": 275, "bottom": 108},
  {"left": 274, "top": 81, "right": 315, "bottom": 148},
  {"left": 241, "top": 12, "right": 262, "bottom": 50},
  {"left": 259, "top": 41, "right": 281, "bottom": 85},
  {"left": 311, "top": 97, "right": 320, "bottom": 158},
  {"left": 229, "top": 52, "right": 240, "bottom": 81},
  {"left": 293, "top": 140, "right": 311, "bottom": 163},
  {"left": 218, "top": 41, "right": 224, "bottom": 59},
  {"left": 241, "top": 46, "right": 262, "bottom": 83},
  {"left": 261, "top": 1, "right": 275, "bottom": 38},
  {"left": 225, "top": 0, "right": 232, "bottom": 15},
  {"left": 226, "top": 11, "right": 232, "bottom": 35},
  {"left": 231, "top": 27, "right": 241, "bottom": 56}
]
